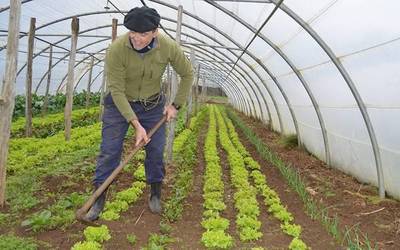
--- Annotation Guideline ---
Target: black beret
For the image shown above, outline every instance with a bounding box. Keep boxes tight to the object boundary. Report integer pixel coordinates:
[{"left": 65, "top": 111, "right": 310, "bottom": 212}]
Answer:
[{"left": 124, "top": 7, "right": 160, "bottom": 32}]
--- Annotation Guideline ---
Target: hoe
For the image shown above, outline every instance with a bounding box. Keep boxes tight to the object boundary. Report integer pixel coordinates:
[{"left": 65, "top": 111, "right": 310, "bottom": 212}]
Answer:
[{"left": 76, "top": 116, "right": 167, "bottom": 226}]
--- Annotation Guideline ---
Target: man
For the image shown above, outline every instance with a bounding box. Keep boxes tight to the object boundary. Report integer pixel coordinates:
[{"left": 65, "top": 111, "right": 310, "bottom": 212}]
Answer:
[{"left": 84, "top": 6, "right": 194, "bottom": 221}]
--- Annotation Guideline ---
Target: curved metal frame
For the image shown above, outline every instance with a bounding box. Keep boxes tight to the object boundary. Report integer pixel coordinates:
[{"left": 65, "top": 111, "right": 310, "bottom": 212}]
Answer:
[
  {"left": 272, "top": 1, "right": 385, "bottom": 197},
  {"left": 0, "top": 0, "right": 385, "bottom": 196},
  {"left": 205, "top": 0, "right": 331, "bottom": 164}
]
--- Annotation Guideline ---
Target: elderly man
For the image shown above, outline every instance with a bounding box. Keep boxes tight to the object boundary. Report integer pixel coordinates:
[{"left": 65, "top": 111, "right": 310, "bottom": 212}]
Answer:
[{"left": 85, "top": 6, "right": 193, "bottom": 221}]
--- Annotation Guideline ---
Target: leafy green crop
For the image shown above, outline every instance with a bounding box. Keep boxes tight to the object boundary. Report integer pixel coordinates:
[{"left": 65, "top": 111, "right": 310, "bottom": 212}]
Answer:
[
  {"left": 71, "top": 241, "right": 101, "bottom": 250},
  {"left": 201, "top": 230, "right": 233, "bottom": 249},
  {"left": 0, "top": 234, "right": 38, "bottom": 250},
  {"left": 83, "top": 225, "right": 111, "bottom": 243}
]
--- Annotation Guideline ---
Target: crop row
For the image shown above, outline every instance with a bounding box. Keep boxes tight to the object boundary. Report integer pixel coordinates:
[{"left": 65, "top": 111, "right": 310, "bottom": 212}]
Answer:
[
  {"left": 215, "top": 106, "right": 263, "bottom": 243},
  {"left": 11, "top": 107, "right": 100, "bottom": 138},
  {"left": 201, "top": 105, "right": 233, "bottom": 249},
  {"left": 219, "top": 106, "right": 309, "bottom": 250}
]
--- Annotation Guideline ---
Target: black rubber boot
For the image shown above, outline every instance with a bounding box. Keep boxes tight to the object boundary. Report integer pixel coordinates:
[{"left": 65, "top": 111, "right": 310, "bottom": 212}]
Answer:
[
  {"left": 84, "top": 184, "right": 107, "bottom": 221},
  {"left": 149, "top": 182, "right": 162, "bottom": 214}
]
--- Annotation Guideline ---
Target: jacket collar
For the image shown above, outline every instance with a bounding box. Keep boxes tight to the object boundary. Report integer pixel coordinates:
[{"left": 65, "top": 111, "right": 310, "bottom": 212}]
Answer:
[{"left": 124, "top": 32, "right": 160, "bottom": 53}]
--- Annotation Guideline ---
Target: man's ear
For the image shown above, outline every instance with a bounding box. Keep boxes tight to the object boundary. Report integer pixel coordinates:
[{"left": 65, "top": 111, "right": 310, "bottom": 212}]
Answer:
[{"left": 152, "top": 28, "right": 159, "bottom": 38}]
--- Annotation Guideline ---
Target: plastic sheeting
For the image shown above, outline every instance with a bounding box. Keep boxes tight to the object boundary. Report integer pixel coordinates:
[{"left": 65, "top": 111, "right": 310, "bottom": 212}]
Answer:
[{"left": 1, "top": 0, "right": 399, "bottom": 199}]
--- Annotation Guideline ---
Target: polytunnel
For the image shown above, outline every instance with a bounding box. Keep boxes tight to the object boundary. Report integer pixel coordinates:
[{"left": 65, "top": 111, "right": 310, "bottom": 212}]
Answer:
[{"left": 0, "top": 0, "right": 399, "bottom": 249}]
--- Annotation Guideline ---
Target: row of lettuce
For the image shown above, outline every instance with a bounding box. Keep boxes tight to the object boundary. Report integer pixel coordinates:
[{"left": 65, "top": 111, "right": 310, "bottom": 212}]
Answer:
[
  {"left": 3, "top": 104, "right": 310, "bottom": 249},
  {"left": 219, "top": 106, "right": 308, "bottom": 249},
  {"left": 1, "top": 105, "right": 189, "bottom": 249},
  {"left": 71, "top": 106, "right": 208, "bottom": 250}
]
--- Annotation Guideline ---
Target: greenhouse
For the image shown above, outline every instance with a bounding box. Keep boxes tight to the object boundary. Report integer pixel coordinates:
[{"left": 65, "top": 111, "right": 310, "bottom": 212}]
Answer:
[{"left": 0, "top": 0, "right": 399, "bottom": 249}]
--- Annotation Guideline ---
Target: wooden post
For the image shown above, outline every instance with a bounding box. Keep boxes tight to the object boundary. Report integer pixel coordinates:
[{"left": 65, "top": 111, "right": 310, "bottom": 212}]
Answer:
[
  {"left": 112, "top": 18, "right": 118, "bottom": 41},
  {"left": 201, "top": 78, "right": 207, "bottom": 102},
  {"left": 165, "top": 5, "right": 183, "bottom": 165},
  {"left": 100, "top": 18, "right": 118, "bottom": 120},
  {"left": 0, "top": 0, "right": 22, "bottom": 206},
  {"left": 194, "top": 64, "right": 200, "bottom": 115},
  {"left": 86, "top": 56, "right": 94, "bottom": 108},
  {"left": 64, "top": 17, "right": 79, "bottom": 141},
  {"left": 42, "top": 45, "right": 53, "bottom": 115},
  {"left": 25, "top": 17, "right": 35, "bottom": 137},
  {"left": 185, "top": 49, "right": 196, "bottom": 127}
]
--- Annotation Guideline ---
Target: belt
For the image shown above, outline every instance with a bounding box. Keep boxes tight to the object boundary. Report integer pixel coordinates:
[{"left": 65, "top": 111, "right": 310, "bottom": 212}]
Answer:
[{"left": 132, "top": 93, "right": 161, "bottom": 103}]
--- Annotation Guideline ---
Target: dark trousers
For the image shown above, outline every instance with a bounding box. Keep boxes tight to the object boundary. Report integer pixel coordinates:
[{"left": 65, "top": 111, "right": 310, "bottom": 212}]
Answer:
[{"left": 93, "top": 94, "right": 166, "bottom": 185}]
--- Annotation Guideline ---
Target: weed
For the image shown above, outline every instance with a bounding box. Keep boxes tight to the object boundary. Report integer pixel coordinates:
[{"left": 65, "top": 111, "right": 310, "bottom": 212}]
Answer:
[{"left": 279, "top": 134, "right": 298, "bottom": 149}]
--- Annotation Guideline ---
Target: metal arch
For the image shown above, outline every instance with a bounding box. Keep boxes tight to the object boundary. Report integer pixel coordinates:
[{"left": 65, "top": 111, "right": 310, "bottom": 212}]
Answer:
[
  {"left": 7, "top": 6, "right": 276, "bottom": 124},
  {"left": 73, "top": 59, "right": 103, "bottom": 92},
  {"left": 182, "top": 44, "right": 256, "bottom": 118},
  {"left": 54, "top": 32, "right": 251, "bottom": 115},
  {"left": 39, "top": 20, "right": 258, "bottom": 119},
  {"left": 149, "top": 0, "right": 276, "bottom": 123},
  {"left": 204, "top": 0, "right": 298, "bottom": 141},
  {"left": 57, "top": 48, "right": 106, "bottom": 92},
  {"left": 164, "top": 26, "right": 260, "bottom": 119},
  {"left": 87, "top": 69, "right": 103, "bottom": 90},
  {"left": 4, "top": 7, "right": 269, "bottom": 122},
  {"left": 34, "top": 38, "right": 109, "bottom": 94},
  {"left": 274, "top": 1, "right": 385, "bottom": 197},
  {"left": 181, "top": 45, "right": 252, "bottom": 116},
  {"left": 16, "top": 23, "right": 113, "bottom": 77},
  {"left": 161, "top": 16, "right": 274, "bottom": 123},
  {"left": 51, "top": 34, "right": 249, "bottom": 115},
  {"left": 150, "top": 0, "right": 283, "bottom": 130},
  {"left": 206, "top": 0, "right": 330, "bottom": 165},
  {"left": 181, "top": 47, "right": 251, "bottom": 115},
  {"left": 9, "top": 9, "right": 270, "bottom": 122},
  {"left": 0, "top": 0, "right": 32, "bottom": 14}
]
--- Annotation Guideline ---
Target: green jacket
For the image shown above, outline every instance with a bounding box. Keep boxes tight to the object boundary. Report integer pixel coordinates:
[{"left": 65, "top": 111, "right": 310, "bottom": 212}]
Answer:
[{"left": 106, "top": 32, "right": 194, "bottom": 122}]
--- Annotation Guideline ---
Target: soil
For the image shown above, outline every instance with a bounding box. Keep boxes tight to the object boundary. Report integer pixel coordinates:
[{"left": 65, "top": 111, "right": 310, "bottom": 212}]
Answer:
[
  {"left": 2, "top": 108, "right": 398, "bottom": 249},
  {"left": 235, "top": 111, "right": 400, "bottom": 249}
]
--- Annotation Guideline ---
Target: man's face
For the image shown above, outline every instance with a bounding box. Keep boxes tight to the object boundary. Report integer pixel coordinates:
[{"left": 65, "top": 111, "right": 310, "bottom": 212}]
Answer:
[{"left": 129, "top": 29, "right": 158, "bottom": 50}]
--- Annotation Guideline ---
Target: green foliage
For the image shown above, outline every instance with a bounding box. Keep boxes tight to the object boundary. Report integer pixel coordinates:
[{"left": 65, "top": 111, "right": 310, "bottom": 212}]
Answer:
[
  {"left": 101, "top": 210, "right": 120, "bottom": 220},
  {"left": 12, "top": 92, "right": 101, "bottom": 120},
  {"left": 21, "top": 210, "right": 52, "bottom": 232},
  {"left": 215, "top": 106, "right": 263, "bottom": 242},
  {"left": 163, "top": 109, "right": 207, "bottom": 223},
  {"left": 279, "top": 134, "right": 298, "bottom": 149},
  {"left": 71, "top": 241, "right": 101, "bottom": 250},
  {"left": 201, "top": 230, "right": 233, "bottom": 249},
  {"left": 8, "top": 123, "right": 101, "bottom": 174},
  {"left": 200, "top": 106, "right": 233, "bottom": 248},
  {"left": 11, "top": 107, "right": 100, "bottom": 138},
  {"left": 159, "top": 221, "right": 172, "bottom": 235},
  {"left": 133, "top": 163, "right": 146, "bottom": 181},
  {"left": 126, "top": 234, "right": 137, "bottom": 246},
  {"left": 83, "top": 225, "right": 111, "bottom": 243},
  {"left": 281, "top": 223, "right": 302, "bottom": 238},
  {"left": 0, "top": 212, "right": 9, "bottom": 226},
  {"left": 0, "top": 234, "right": 38, "bottom": 250},
  {"left": 142, "top": 233, "right": 175, "bottom": 250},
  {"left": 202, "top": 217, "right": 230, "bottom": 231},
  {"left": 289, "top": 237, "right": 308, "bottom": 250},
  {"left": 133, "top": 150, "right": 146, "bottom": 161}
]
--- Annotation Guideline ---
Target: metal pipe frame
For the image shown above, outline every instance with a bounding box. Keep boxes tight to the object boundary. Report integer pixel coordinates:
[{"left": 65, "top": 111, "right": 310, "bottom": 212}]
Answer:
[
  {"left": 151, "top": 0, "right": 282, "bottom": 129},
  {"left": 181, "top": 46, "right": 251, "bottom": 115},
  {"left": 34, "top": 37, "right": 109, "bottom": 94},
  {"left": 9, "top": 7, "right": 277, "bottom": 125},
  {"left": 206, "top": 0, "right": 330, "bottom": 164},
  {"left": 1, "top": 1, "right": 382, "bottom": 196},
  {"left": 273, "top": 0, "right": 384, "bottom": 196}
]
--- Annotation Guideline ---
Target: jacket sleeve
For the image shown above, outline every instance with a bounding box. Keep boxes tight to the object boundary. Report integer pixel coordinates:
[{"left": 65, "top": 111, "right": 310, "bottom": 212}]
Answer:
[
  {"left": 169, "top": 41, "right": 194, "bottom": 107},
  {"left": 106, "top": 44, "right": 137, "bottom": 122}
]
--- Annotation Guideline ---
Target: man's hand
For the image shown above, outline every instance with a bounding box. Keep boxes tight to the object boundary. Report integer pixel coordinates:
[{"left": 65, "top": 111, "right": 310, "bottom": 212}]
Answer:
[
  {"left": 163, "top": 104, "right": 178, "bottom": 122},
  {"left": 130, "top": 119, "right": 150, "bottom": 146}
]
